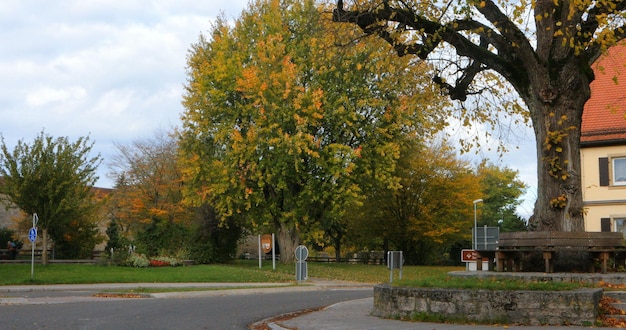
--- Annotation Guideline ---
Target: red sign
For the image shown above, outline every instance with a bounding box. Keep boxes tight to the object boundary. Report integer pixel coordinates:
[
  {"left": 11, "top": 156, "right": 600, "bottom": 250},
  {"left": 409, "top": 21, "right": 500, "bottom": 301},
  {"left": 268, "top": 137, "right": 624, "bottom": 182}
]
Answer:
[
  {"left": 461, "top": 249, "right": 479, "bottom": 262},
  {"left": 261, "top": 234, "right": 273, "bottom": 253}
]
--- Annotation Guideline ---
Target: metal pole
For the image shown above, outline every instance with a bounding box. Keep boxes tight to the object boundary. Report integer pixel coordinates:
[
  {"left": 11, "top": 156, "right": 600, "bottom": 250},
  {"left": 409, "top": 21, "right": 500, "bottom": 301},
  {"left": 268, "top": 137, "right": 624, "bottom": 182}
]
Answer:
[
  {"left": 31, "top": 237, "right": 34, "bottom": 280},
  {"left": 31, "top": 213, "right": 38, "bottom": 281},
  {"left": 258, "top": 234, "right": 262, "bottom": 269},
  {"left": 387, "top": 251, "right": 393, "bottom": 283},
  {"left": 271, "top": 233, "right": 276, "bottom": 270},
  {"left": 483, "top": 225, "right": 487, "bottom": 250},
  {"left": 473, "top": 199, "right": 483, "bottom": 250},
  {"left": 399, "top": 251, "right": 403, "bottom": 280}
]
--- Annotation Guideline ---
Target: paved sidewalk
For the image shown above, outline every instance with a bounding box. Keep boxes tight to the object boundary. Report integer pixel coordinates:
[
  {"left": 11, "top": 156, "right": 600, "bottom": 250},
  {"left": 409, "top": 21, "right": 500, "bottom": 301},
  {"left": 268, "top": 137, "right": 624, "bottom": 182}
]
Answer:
[{"left": 269, "top": 297, "right": 616, "bottom": 330}]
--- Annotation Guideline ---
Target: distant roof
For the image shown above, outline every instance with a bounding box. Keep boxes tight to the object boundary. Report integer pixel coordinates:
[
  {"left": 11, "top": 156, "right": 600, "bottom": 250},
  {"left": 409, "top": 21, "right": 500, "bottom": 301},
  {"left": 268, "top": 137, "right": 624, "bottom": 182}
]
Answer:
[{"left": 581, "top": 43, "right": 626, "bottom": 146}]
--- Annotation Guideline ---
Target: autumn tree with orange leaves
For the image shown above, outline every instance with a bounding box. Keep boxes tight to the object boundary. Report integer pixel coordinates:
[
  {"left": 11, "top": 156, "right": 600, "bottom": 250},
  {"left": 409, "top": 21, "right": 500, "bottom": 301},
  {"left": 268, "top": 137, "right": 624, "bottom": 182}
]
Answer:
[
  {"left": 180, "top": 0, "right": 448, "bottom": 263},
  {"left": 108, "top": 130, "right": 193, "bottom": 257}
]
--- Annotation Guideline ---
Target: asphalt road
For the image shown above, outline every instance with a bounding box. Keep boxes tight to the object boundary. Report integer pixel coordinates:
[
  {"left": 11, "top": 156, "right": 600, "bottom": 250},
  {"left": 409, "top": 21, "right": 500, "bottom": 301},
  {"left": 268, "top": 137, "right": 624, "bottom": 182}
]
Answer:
[{"left": 0, "top": 288, "right": 371, "bottom": 329}]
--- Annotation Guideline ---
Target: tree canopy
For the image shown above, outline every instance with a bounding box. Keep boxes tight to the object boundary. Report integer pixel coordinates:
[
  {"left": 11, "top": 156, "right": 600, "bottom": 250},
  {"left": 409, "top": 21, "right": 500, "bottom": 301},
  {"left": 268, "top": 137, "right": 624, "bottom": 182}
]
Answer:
[
  {"left": 179, "top": 0, "right": 448, "bottom": 262},
  {"left": 0, "top": 131, "right": 102, "bottom": 263},
  {"left": 476, "top": 161, "right": 527, "bottom": 231},
  {"left": 108, "top": 130, "right": 191, "bottom": 256},
  {"left": 333, "top": 0, "right": 626, "bottom": 232}
]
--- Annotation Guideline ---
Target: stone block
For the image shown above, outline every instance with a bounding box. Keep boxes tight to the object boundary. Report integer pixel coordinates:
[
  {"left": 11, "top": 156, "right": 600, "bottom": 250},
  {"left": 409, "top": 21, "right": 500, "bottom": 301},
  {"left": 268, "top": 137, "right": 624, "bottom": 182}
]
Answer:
[{"left": 372, "top": 284, "right": 602, "bottom": 326}]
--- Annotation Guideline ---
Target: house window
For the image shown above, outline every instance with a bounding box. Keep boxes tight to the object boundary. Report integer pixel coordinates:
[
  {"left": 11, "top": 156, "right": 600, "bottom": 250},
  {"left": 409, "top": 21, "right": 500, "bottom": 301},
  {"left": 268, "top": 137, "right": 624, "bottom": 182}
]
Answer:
[
  {"left": 615, "top": 218, "right": 626, "bottom": 236},
  {"left": 599, "top": 157, "right": 626, "bottom": 186},
  {"left": 613, "top": 157, "right": 626, "bottom": 186}
]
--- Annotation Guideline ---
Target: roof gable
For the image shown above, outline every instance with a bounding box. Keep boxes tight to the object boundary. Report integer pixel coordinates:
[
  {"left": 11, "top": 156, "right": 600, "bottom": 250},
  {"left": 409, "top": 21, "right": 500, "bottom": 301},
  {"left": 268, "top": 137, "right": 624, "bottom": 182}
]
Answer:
[{"left": 581, "top": 43, "right": 626, "bottom": 145}]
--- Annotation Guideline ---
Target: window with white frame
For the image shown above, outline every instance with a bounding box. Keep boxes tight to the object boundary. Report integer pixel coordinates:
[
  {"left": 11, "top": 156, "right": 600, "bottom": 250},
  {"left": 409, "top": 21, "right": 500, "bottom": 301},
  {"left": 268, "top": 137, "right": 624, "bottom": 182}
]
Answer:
[
  {"left": 613, "top": 157, "right": 626, "bottom": 186},
  {"left": 615, "top": 218, "right": 626, "bottom": 236}
]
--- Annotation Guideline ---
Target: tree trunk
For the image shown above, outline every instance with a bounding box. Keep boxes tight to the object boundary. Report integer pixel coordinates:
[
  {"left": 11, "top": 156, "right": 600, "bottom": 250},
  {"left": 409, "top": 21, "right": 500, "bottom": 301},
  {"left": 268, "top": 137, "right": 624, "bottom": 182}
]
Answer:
[
  {"left": 42, "top": 228, "right": 48, "bottom": 266},
  {"left": 276, "top": 221, "right": 299, "bottom": 263},
  {"left": 334, "top": 231, "right": 342, "bottom": 262},
  {"left": 524, "top": 59, "right": 590, "bottom": 232}
]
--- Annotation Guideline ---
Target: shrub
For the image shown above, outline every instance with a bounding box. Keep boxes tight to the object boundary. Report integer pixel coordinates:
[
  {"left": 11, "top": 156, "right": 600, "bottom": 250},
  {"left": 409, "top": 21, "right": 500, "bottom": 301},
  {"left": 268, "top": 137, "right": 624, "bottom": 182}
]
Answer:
[{"left": 127, "top": 253, "right": 150, "bottom": 268}]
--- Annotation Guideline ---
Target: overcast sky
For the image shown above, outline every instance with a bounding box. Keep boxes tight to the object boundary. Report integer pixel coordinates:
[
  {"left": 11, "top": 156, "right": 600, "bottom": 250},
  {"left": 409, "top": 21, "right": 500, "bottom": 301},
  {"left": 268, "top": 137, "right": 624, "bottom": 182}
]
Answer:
[{"left": 0, "top": 0, "right": 537, "bottom": 219}]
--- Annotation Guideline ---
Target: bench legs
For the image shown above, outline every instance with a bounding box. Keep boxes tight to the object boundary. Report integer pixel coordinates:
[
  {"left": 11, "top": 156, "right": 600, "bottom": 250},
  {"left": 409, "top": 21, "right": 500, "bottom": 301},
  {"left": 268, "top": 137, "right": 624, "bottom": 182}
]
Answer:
[
  {"left": 496, "top": 251, "right": 521, "bottom": 272},
  {"left": 497, "top": 251, "right": 616, "bottom": 273},
  {"left": 543, "top": 251, "right": 554, "bottom": 273},
  {"left": 591, "top": 252, "right": 610, "bottom": 274},
  {"left": 475, "top": 252, "right": 496, "bottom": 271},
  {"left": 496, "top": 251, "right": 556, "bottom": 273}
]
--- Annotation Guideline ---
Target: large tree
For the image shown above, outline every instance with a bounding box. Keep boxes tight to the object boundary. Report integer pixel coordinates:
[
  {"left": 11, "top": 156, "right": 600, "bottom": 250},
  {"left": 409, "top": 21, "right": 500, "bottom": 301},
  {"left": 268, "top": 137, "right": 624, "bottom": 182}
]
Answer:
[
  {"left": 348, "top": 140, "right": 481, "bottom": 264},
  {"left": 179, "top": 0, "right": 447, "bottom": 262},
  {"left": 333, "top": 0, "right": 626, "bottom": 232},
  {"left": 0, "top": 131, "right": 101, "bottom": 264}
]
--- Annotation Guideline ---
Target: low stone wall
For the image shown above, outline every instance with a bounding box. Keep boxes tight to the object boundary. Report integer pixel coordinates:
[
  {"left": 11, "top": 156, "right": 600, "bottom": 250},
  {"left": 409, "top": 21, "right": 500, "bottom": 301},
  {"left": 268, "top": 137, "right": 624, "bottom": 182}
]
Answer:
[{"left": 373, "top": 285, "right": 603, "bottom": 326}]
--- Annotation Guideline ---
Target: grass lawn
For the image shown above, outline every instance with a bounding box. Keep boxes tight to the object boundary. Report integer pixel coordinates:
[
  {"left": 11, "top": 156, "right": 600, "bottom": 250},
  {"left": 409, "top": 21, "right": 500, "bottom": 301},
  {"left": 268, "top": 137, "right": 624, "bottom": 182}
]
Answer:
[{"left": 0, "top": 260, "right": 588, "bottom": 290}]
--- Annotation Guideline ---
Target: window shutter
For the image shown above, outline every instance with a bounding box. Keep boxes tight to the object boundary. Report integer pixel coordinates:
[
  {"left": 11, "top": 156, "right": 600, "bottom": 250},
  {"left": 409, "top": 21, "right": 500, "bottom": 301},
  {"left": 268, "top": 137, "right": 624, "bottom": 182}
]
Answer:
[
  {"left": 601, "top": 218, "right": 611, "bottom": 232},
  {"left": 599, "top": 157, "right": 609, "bottom": 187}
]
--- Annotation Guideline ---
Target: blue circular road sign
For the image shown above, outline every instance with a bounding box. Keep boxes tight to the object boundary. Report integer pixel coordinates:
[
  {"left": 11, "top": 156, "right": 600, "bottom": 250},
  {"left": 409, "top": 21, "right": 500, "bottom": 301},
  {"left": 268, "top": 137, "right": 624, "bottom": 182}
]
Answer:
[{"left": 28, "top": 227, "right": 37, "bottom": 243}]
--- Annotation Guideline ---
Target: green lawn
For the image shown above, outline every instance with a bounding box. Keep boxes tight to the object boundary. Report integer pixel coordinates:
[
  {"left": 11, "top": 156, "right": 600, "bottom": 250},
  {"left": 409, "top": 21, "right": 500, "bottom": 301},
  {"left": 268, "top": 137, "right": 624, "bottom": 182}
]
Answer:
[{"left": 0, "top": 260, "right": 588, "bottom": 290}]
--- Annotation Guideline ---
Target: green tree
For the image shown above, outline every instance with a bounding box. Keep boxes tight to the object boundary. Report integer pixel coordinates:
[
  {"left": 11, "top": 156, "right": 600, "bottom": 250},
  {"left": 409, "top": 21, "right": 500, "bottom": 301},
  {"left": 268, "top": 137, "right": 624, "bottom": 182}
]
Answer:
[
  {"left": 187, "top": 203, "right": 243, "bottom": 264},
  {"left": 0, "top": 131, "right": 101, "bottom": 264},
  {"left": 180, "top": 0, "right": 447, "bottom": 263},
  {"left": 348, "top": 141, "right": 481, "bottom": 265},
  {"left": 475, "top": 162, "right": 527, "bottom": 231},
  {"left": 333, "top": 0, "right": 626, "bottom": 233}
]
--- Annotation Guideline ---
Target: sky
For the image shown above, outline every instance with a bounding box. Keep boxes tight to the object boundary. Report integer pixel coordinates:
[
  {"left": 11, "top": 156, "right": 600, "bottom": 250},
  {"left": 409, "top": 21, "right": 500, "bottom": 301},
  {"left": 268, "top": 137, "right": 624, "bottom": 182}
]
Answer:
[{"left": 0, "top": 0, "right": 537, "bottom": 219}]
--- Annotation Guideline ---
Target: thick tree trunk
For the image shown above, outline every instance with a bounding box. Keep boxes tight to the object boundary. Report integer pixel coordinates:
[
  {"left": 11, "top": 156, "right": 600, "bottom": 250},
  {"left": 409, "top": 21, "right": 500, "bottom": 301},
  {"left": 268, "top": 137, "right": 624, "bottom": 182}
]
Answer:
[
  {"left": 276, "top": 221, "right": 299, "bottom": 263},
  {"left": 525, "top": 60, "right": 590, "bottom": 232}
]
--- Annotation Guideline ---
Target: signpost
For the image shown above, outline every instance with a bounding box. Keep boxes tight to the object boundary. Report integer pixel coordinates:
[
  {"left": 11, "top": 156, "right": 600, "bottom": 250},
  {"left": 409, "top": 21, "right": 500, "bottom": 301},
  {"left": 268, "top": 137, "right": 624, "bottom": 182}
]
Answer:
[
  {"left": 295, "top": 245, "right": 308, "bottom": 281},
  {"left": 257, "top": 234, "right": 276, "bottom": 270},
  {"left": 387, "top": 251, "right": 403, "bottom": 283},
  {"left": 461, "top": 249, "right": 478, "bottom": 262},
  {"left": 30, "top": 213, "right": 38, "bottom": 280}
]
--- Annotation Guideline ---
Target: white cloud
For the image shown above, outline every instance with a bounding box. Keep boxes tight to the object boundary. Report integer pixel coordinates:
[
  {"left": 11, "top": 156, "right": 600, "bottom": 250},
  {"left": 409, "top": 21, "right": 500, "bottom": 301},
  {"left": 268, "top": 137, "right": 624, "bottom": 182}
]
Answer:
[
  {"left": 25, "top": 86, "right": 87, "bottom": 108},
  {"left": 443, "top": 113, "right": 538, "bottom": 220},
  {"left": 0, "top": 0, "right": 538, "bottom": 221},
  {"left": 0, "top": 1, "right": 248, "bottom": 188}
]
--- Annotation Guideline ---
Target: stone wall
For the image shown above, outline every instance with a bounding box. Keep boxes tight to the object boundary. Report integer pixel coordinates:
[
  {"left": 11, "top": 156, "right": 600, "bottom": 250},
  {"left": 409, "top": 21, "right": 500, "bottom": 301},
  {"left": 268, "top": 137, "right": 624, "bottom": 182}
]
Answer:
[{"left": 373, "top": 285, "right": 603, "bottom": 326}]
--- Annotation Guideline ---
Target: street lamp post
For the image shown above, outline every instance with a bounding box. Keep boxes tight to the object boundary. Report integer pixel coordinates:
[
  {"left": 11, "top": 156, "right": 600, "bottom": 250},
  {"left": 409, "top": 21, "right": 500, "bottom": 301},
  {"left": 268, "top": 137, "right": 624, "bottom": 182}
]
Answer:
[{"left": 473, "top": 199, "right": 483, "bottom": 250}]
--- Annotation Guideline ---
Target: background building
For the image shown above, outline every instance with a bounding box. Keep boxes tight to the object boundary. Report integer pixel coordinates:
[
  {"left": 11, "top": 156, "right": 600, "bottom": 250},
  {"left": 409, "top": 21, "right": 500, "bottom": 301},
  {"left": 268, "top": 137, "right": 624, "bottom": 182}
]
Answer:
[{"left": 581, "top": 43, "right": 626, "bottom": 233}]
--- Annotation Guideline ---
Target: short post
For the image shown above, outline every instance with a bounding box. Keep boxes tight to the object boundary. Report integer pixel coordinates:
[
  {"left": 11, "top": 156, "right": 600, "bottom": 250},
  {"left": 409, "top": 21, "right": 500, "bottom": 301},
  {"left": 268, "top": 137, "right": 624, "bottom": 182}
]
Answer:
[
  {"left": 295, "top": 245, "right": 309, "bottom": 282},
  {"left": 387, "top": 251, "right": 403, "bottom": 283}
]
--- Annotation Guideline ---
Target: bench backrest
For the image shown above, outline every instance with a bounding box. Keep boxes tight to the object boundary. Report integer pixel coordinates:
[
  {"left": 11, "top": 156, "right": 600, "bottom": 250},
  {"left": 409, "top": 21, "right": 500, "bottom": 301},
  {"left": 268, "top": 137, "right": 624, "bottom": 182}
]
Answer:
[{"left": 498, "top": 231, "right": 626, "bottom": 248}]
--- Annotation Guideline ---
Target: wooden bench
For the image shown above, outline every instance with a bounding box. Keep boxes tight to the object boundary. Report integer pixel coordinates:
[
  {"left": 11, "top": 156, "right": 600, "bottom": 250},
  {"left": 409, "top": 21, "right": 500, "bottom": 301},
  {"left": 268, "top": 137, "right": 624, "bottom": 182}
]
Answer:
[{"left": 496, "top": 231, "right": 626, "bottom": 273}]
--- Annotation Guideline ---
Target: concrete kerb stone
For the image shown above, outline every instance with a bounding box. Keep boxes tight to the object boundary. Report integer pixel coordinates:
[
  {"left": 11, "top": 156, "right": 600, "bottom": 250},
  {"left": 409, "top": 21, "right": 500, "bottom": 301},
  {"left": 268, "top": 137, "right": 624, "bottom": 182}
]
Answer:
[{"left": 0, "top": 279, "right": 372, "bottom": 305}]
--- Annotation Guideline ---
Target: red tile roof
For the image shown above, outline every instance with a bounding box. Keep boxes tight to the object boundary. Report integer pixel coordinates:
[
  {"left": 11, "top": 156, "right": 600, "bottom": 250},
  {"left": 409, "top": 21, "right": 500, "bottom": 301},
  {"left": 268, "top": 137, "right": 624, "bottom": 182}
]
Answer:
[{"left": 581, "top": 43, "right": 626, "bottom": 145}]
